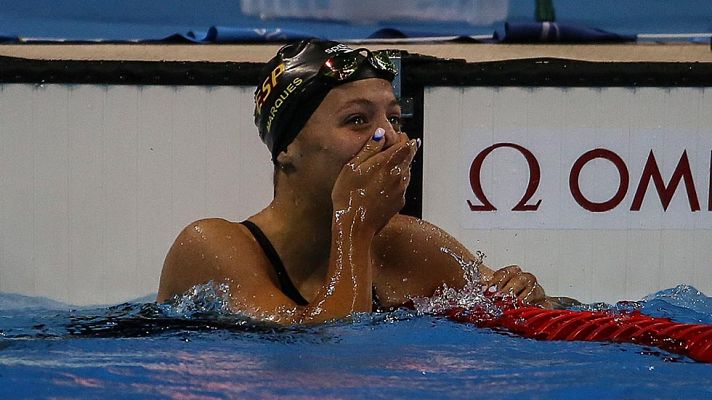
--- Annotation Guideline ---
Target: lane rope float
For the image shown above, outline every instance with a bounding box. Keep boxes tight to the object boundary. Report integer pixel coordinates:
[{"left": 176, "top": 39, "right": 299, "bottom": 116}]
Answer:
[{"left": 444, "top": 294, "right": 712, "bottom": 363}]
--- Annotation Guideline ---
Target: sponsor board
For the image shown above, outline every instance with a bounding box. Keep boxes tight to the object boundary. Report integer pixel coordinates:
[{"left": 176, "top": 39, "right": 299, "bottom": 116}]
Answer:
[{"left": 426, "top": 87, "right": 712, "bottom": 230}]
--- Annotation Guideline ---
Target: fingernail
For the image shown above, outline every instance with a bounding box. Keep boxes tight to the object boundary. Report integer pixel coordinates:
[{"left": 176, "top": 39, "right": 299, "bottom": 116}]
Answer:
[
  {"left": 488, "top": 285, "right": 498, "bottom": 293},
  {"left": 373, "top": 127, "right": 385, "bottom": 141}
]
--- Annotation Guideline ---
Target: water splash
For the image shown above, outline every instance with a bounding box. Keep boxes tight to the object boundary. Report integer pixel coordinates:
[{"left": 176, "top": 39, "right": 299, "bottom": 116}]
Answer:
[
  {"left": 410, "top": 248, "right": 508, "bottom": 318},
  {"left": 0, "top": 285, "right": 342, "bottom": 345},
  {"left": 571, "top": 284, "right": 712, "bottom": 325},
  {"left": 639, "top": 285, "right": 712, "bottom": 324},
  {"left": 159, "top": 281, "right": 232, "bottom": 318},
  {"left": 64, "top": 282, "right": 266, "bottom": 338}
]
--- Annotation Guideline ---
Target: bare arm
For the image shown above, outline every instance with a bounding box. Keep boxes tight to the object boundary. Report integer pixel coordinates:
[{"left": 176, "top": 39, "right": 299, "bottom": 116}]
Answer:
[
  {"left": 157, "top": 218, "right": 324, "bottom": 324},
  {"left": 157, "top": 133, "right": 419, "bottom": 324},
  {"left": 157, "top": 213, "right": 377, "bottom": 325},
  {"left": 299, "top": 131, "right": 419, "bottom": 322},
  {"left": 373, "top": 215, "right": 551, "bottom": 308}
]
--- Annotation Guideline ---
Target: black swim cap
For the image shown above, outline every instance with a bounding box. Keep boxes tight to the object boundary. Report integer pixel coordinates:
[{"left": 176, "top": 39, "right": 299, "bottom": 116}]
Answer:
[{"left": 253, "top": 39, "right": 397, "bottom": 161}]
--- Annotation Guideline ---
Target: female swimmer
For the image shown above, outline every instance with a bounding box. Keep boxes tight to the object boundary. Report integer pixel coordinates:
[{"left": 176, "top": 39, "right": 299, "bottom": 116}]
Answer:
[{"left": 157, "top": 40, "right": 558, "bottom": 323}]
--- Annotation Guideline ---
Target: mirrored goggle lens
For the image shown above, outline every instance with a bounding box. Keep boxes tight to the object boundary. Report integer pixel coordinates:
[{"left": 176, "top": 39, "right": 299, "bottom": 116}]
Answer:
[
  {"left": 321, "top": 49, "right": 397, "bottom": 81},
  {"left": 370, "top": 51, "right": 397, "bottom": 75},
  {"left": 322, "top": 54, "right": 361, "bottom": 81}
]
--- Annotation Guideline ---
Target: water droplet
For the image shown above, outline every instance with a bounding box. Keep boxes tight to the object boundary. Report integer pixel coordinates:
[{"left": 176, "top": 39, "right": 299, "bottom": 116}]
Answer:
[{"left": 390, "top": 166, "right": 402, "bottom": 175}]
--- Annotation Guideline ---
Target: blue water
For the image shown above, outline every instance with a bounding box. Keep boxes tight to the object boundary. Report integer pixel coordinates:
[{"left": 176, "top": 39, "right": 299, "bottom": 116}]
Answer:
[{"left": 1, "top": 285, "right": 711, "bottom": 399}]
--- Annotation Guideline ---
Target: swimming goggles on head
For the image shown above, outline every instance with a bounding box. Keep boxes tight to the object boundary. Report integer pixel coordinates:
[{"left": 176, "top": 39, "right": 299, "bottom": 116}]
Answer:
[{"left": 319, "top": 48, "right": 398, "bottom": 82}]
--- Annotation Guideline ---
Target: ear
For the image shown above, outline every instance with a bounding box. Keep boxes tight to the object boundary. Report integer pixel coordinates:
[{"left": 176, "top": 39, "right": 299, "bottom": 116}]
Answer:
[
  {"left": 275, "top": 149, "right": 293, "bottom": 167},
  {"left": 275, "top": 148, "right": 298, "bottom": 174}
]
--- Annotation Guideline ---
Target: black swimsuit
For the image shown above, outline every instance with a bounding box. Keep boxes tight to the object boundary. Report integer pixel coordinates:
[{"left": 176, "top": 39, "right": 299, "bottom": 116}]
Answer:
[
  {"left": 240, "top": 220, "right": 382, "bottom": 311},
  {"left": 241, "top": 220, "right": 309, "bottom": 306}
]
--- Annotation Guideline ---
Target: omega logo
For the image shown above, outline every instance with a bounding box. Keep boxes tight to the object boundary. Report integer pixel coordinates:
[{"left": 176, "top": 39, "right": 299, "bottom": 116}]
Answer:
[{"left": 468, "top": 143, "right": 711, "bottom": 213}]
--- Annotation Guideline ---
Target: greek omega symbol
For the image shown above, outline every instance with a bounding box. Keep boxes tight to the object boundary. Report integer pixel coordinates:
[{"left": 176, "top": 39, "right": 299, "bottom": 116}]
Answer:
[
  {"left": 467, "top": 143, "right": 711, "bottom": 213},
  {"left": 467, "top": 143, "right": 542, "bottom": 212}
]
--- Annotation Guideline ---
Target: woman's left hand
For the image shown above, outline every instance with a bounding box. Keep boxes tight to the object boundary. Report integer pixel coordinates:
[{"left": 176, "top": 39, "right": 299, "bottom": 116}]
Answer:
[{"left": 484, "top": 265, "right": 547, "bottom": 306}]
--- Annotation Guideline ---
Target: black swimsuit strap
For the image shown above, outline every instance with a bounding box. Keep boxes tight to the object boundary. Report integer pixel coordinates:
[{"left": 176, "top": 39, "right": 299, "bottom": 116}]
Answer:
[{"left": 241, "top": 220, "right": 309, "bottom": 306}]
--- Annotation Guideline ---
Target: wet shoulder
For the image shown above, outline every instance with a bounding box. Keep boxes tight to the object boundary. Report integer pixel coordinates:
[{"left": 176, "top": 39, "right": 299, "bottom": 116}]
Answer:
[
  {"left": 177, "top": 218, "right": 268, "bottom": 265},
  {"left": 176, "top": 218, "right": 252, "bottom": 250},
  {"left": 157, "top": 218, "right": 270, "bottom": 301}
]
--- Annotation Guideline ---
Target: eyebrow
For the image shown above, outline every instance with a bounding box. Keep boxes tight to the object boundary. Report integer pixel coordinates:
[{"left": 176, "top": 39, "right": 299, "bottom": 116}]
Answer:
[{"left": 337, "top": 98, "right": 401, "bottom": 112}]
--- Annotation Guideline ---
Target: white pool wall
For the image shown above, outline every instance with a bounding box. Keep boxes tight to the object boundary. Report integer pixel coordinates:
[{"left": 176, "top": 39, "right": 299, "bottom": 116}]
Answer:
[
  {"left": 2, "top": 82, "right": 711, "bottom": 305},
  {"left": 0, "top": 84, "right": 272, "bottom": 305}
]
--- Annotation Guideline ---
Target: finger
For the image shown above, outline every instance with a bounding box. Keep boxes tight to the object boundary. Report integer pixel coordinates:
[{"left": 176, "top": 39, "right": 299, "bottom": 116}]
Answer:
[
  {"left": 393, "top": 141, "right": 418, "bottom": 188},
  {"left": 399, "top": 138, "right": 420, "bottom": 167},
  {"left": 395, "top": 160, "right": 413, "bottom": 195},
  {"left": 486, "top": 265, "right": 522, "bottom": 288},
  {"left": 501, "top": 274, "right": 533, "bottom": 297},
  {"left": 374, "top": 143, "right": 416, "bottom": 187},
  {"left": 386, "top": 139, "right": 418, "bottom": 169},
  {"left": 358, "top": 140, "right": 409, "bottom": 175},
  {"left": 359, "top": 130, "right": 412, "bottom": 170},
  {"left": 383, "top": 129, "right": 409, "bottom": 150},
  {"left": 522, "top": 284, "right": 546, "bottom": 305},
  {"left": 349, "top": 127, "right": 388, "bottom": 167},
  {"left": 487, "top": 265, "right": 521, "bottom": 284},
  {"left": 478, "top": 264, "right": 495, "bottom": 283},
  {"left": 534, "top": 296, "right": 558, "bottom": 310}
]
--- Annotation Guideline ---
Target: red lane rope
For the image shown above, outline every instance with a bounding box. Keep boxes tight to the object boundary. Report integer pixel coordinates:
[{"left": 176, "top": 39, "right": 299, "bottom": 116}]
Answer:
[{"left": 444, "top": 295, "right": 712, "bottom": 363}]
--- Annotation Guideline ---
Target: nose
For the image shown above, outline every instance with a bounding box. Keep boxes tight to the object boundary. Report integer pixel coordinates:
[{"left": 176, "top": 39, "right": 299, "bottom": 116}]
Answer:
[{"left": 380, "top": 118, "right": 402, "bottom": 149}]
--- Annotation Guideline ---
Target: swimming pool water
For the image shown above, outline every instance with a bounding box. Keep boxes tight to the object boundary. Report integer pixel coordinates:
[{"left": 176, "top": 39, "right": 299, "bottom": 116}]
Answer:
[{"left": 1, "top": 285, "right": 711, "bottom": 399}]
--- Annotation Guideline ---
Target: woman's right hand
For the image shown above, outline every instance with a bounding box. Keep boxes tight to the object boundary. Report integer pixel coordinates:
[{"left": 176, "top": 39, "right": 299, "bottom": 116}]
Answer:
[{"left": 331, "top": 129, "right": 419, "bottom": 234}]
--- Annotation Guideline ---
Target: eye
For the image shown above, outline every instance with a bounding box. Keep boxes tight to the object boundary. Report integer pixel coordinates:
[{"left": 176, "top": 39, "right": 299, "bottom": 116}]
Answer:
[
  {"left": 345, "top": 114, "right": 367, "bottom": 126},
  {"left": 388, "top": 115, "right": 402, "bottom": 132}
]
